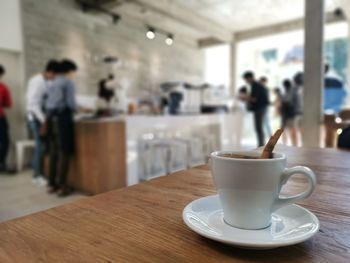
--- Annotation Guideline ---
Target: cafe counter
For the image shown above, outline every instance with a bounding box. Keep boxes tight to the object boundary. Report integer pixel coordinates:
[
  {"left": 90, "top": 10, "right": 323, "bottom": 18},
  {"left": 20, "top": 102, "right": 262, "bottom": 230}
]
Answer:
[{"left": 67, "top": 113, "right": 245, "bottom": 194}]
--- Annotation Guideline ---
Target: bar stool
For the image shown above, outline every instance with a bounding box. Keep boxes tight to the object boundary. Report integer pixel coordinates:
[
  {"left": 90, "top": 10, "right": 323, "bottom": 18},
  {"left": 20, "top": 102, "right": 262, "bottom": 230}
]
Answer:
[
  {"left": 198, "top": 133, "right": 218, "bottom": 155},
  {"left": 192, "top": 132, "right": 217, "bottom": 162},
  {"left": 172, "top": 135, "right": 205, "bottom": 168},
  {"left": 167, "top": 138, "right": 188, "bottom": 172},
  {"left": 138, "top": 135, "right": 171, "bottom": 181},
  {"left": 137, "top": 131, "right": 189, "bottom": 181},
  {"left": 16, "top": 140, "right": 35, "bottom": 172},
  {"left": 188, "top": 136, "right": 206, "bottom": 166}
]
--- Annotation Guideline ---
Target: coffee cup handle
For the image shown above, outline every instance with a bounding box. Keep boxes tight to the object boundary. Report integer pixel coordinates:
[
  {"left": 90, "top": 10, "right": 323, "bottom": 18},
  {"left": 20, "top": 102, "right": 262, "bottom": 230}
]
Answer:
[{"left": 273, "top": 166, "right": 316, "bottom": 211}]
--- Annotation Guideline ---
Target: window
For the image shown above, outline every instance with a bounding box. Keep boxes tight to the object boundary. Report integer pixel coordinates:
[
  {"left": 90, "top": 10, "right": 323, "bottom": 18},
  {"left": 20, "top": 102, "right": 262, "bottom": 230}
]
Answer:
[{"left": 204, "top": 44, "right": 230, "bottom": 88}]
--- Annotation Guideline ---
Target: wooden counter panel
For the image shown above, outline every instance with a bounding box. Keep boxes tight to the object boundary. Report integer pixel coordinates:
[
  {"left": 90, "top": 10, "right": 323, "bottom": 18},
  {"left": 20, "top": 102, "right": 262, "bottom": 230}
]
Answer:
[{"left": 69, "top": 121, "right": 126, "bottom": 194}]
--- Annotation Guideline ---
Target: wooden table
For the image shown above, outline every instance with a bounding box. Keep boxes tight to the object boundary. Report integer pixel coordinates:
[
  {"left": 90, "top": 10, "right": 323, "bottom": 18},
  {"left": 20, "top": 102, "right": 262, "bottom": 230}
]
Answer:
[{"left": 1, "top": 146, "right": 350, "bottom": 262}]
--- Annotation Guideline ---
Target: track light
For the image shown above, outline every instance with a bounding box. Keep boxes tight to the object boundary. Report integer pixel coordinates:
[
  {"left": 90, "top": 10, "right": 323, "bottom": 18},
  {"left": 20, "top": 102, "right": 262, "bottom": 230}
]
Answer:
[
  {"left": 145, "top": 25, "right": 174, "bottom": 46},
  {"left": 146, "top": 27, "right": 155, "bottom": 39},
  {"left": 165, "top": 34, "right": 173, "bottom": 45}
]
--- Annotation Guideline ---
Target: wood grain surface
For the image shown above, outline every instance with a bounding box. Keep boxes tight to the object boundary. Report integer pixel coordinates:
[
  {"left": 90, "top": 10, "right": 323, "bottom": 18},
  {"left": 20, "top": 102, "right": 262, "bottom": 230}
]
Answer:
[
  {"left": 69, "top": 120, "right": 126, "bottom": 194},
  {"left": 0, "top": 146, "right": 350, "bottom": 262}
]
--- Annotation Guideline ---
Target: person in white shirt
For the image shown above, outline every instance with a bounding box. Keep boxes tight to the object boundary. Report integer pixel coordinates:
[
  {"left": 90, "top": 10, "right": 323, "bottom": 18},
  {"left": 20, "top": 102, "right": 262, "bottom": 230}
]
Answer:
[{"left": 26, "top": 60, "right": 60, "bottom": 185}]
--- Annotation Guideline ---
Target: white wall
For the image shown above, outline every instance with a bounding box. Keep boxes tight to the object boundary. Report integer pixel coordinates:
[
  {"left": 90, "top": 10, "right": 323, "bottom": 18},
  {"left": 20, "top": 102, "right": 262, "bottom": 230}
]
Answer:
[
  {"left": 0, "top": 50, "right": 26, "bottom": 167},
  {"left": 22, "top": 0, "right": 205, "bottom": 98},
  {"left": 0, "top": 0, "right": 23, "bottom": 51},
  {"left": 0, "top": 0, "right": 25, "bottom": 166}
]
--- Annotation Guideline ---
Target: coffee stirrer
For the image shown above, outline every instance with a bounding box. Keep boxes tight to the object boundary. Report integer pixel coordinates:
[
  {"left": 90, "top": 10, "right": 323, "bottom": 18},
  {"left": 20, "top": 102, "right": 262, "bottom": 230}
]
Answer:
[
  {"left": 260, "top": 128, "right": 284, "bottom": 159},
  {"left": 219, "top": 129, "right": 284, "bottom": 159}
]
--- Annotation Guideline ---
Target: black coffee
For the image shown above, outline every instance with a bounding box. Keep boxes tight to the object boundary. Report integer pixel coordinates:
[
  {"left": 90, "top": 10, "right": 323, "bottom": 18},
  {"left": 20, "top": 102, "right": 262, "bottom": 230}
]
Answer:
[{"left": 220, "top": 153, "right": 259, "bottom": 159}]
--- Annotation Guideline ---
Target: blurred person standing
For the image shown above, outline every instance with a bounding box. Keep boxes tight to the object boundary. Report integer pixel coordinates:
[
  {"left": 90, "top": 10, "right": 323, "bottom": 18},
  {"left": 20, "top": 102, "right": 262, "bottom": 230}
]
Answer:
[
  {"left": 293, "top": 72, "right": 304, "bottom": 117},
  {"left": 259, "top": 76, "right": 272, "bottom": 137},
  {"left": 324, "top": 64, "right": 347, "bottom": 114},
  {"left": 273, "top": 87, "right": 283, "bottom": 118},
  {"left": 46, "top": 59, "right": 78, "bottom": 197},
  {"left": 281, "top": 79, "right": 298, "bottom": 146},
  {"left": 293, "top": 72, "right": 304, "bottom": 145},
  {"left": 105, "top": 74, "right": 127, "bottom": 113},
  {"left": 273, "top": 87, "right": 283, "bottom": 130},
  {"left": 26, "top": 60, "right": 60, "bottom": 185},
  {"left": 97, "top": 74, "right": 116, "bottom": 115},
  {"left": 236, "top": 86, "right": 249, "bottom": 147},
  {"left": 238, "top": 86, "right": 248, "bottom": 102},
  {"left": 242, "top": 71, "right": 269, "bottom": 147},
  {"left": 0, "top": 65, "right": 12, "bottom": 173}
]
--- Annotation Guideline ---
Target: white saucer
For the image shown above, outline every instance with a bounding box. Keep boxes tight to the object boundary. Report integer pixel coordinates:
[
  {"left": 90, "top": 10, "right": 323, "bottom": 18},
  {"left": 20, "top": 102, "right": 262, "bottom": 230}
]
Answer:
[{"left": 183, "top": 195, "right": 319, "bottom": 249}]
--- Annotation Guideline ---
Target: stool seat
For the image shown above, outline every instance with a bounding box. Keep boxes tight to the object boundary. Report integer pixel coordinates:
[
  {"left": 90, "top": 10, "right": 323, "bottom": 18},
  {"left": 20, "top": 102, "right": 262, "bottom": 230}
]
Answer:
[{"left": 16, "top": 140, "right": 35, "bottom": 172}]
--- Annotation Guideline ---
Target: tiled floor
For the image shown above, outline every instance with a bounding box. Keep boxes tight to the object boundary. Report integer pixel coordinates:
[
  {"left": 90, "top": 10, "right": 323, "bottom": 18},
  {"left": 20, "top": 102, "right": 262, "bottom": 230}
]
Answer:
[{"left": 0, "top": 170, "right": 86, "bottom": 223}]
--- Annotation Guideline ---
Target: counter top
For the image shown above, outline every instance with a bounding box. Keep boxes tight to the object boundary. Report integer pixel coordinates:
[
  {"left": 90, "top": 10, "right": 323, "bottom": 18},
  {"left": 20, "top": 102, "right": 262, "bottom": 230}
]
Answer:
[
  {"left": 75, "top": 115, "right": 124, "bottom": 123},
  {"left": 75, "top": 113, "right": 239, "bottom": 122},
  {"left": 0, "top": 146, "right": 350, "bottom": 262}
]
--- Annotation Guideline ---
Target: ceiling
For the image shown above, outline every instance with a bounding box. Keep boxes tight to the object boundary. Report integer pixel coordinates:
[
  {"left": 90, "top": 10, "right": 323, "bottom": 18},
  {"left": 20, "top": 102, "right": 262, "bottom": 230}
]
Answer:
[
  {"left": 171, "top": 0, "right": 339, "bottom": 31},
  {"left": 104, "top": 0, "right": 346, "bottom": 43}
]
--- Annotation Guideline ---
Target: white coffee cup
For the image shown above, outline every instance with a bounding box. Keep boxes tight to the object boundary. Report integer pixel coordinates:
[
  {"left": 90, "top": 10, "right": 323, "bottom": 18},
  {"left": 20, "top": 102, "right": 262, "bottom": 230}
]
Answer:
[{"left": 210, "top": 150, "right": 316, "bottom": 230}]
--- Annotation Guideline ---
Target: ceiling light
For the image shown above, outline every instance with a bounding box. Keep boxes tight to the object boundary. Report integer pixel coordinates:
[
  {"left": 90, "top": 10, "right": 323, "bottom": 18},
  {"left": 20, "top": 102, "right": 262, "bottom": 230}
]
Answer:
[
  {"left": 146, "top": 27, "right": 155, "bottom": 39},
  {"left": 165, "top": 34, "right": 173, "bottom": 45}
]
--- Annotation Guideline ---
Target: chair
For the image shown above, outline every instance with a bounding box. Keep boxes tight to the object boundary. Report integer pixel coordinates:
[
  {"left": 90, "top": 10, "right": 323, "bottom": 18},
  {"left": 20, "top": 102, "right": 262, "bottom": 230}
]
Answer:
[
  {"left": 172, "top": 136, "right": 205, "bottom": 168},
  {"left": 193, "top": 132, "right": 217, "bottom": 161},
  {"left": 138, "top": 133, "right": 172, "bottom": 181},
  {"left": 167, "top": 138, "right": 188, "bottom": 172}
]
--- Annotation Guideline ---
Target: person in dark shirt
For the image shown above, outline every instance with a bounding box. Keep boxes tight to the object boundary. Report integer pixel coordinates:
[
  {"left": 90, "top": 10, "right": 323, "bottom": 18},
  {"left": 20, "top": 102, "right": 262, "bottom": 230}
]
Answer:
[
  {"left": 338, "top": 126, "right": 350, "bottom": 149},
  {"left": 324, "top": 64, "right": 347, "bottom": 113},
  {"left": 46, "top": 59, "right": 78, "bottom": 196},
  {"left": 238, "top": 86, "right": 248, "bottom": 100},
  {"left": 259, "top": 76, "right": 272, "bottom": 137},
  {"left": 242, "top": 71, "right": 269, "bottom": 147},
  {"left": 281, "top": 79, "right": 298, "bottom": 146},
  {"left": 98, "top": 74, "right": 115, "bottom": 104},
  {"left": 0, "top": 65, "right": 12, "bottom": 172}
]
